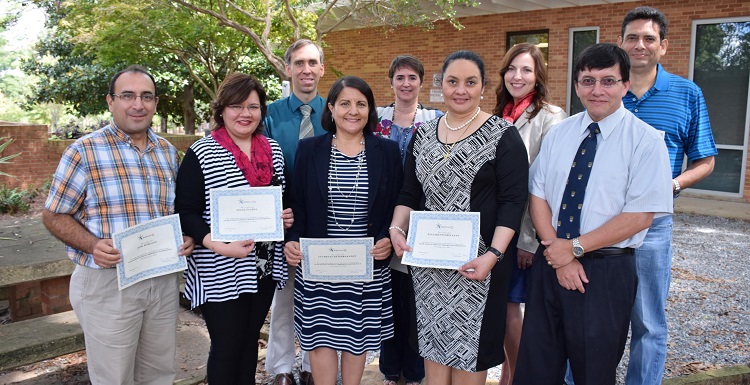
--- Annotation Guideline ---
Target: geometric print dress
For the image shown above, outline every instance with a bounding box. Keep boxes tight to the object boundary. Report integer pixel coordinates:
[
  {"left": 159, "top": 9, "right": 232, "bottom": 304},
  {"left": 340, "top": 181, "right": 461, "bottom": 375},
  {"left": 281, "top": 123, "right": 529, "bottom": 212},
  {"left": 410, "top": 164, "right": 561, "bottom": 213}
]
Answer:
[{"left": 404, "top": 115, "right": 527, "bottom": 372}]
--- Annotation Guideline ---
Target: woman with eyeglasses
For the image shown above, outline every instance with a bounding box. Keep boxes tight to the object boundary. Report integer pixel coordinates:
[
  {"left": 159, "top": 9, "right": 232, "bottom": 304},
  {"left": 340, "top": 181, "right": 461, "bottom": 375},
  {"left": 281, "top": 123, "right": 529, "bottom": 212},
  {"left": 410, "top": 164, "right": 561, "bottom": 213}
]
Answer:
[
  {"left": 493, "top": 43, "right": 567, "bottom": 385},
  {"left": 283, "top": 76, "right": 402, "bottom": 385},
  {"left": 175, "top": 73, "right": 293, "bottom": 385},
  {"left": 375, "top": 54, "right": 442, "bottom": 385}
]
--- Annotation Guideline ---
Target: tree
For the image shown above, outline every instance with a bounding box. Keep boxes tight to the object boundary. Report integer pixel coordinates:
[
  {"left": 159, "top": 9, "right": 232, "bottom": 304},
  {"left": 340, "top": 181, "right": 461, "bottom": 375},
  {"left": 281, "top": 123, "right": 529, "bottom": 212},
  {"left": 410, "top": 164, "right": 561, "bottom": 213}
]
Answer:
[
  {"left": 169, "top": 0, "right": 477, "bottom": 79},
  {"left": 31, "top": 0, "right": 282, "bottom": 134}
]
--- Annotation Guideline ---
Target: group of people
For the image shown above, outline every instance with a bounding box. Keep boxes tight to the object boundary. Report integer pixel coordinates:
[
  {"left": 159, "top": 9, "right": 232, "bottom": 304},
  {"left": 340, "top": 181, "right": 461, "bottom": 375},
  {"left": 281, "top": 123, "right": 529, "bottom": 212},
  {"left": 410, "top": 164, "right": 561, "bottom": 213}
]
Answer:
[{"left": 41, "top": 5, "right": 716, "bottom": 385}]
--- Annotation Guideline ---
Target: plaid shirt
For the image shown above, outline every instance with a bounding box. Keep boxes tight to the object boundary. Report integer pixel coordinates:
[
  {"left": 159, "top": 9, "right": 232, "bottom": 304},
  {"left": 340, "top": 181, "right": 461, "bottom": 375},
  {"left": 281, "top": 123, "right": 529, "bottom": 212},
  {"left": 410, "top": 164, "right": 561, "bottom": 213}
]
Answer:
[{"left": 45, "top": 123, "right": 179, "bottom": 267}]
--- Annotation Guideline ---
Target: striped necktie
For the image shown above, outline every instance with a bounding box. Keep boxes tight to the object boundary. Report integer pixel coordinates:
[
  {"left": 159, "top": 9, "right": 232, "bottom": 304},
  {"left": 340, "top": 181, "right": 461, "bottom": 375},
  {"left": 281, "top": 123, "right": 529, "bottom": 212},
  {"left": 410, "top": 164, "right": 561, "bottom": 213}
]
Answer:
[
  {"left": 556, "top": 122, "right": 600, "bottom": 239},
  {"left": 299, "top": 104, "right": 313, "bottom": 139}
]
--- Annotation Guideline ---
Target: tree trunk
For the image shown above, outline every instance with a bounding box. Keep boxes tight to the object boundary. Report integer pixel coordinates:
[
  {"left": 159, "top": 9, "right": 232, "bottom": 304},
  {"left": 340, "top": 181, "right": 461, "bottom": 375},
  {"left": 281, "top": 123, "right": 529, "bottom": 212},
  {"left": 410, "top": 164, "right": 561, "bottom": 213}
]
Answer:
[
  {"left": 182, "top": 84, "right": 197, "bottom": 135},
  {"left": 160, "top": 115, "right": 168, "bottom": 133}
]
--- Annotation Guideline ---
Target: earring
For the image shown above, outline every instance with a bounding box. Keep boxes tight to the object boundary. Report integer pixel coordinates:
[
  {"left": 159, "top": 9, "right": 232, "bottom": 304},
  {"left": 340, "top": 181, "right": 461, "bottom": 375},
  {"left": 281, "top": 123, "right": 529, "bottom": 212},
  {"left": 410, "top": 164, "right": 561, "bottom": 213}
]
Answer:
[{"left": 481, "top": 95, "right": 484, "bottom": 100}]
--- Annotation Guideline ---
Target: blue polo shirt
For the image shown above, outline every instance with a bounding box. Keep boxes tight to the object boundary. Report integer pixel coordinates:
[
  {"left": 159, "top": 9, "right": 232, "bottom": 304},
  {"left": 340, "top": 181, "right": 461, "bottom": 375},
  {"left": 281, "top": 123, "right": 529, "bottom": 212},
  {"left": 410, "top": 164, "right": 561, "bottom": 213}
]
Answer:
[
  {"left": 265, "top": 92, "right": 326, "bottom": 174},
  {"left": 623, "top": 64, "right": 717, "bottom": 178}
]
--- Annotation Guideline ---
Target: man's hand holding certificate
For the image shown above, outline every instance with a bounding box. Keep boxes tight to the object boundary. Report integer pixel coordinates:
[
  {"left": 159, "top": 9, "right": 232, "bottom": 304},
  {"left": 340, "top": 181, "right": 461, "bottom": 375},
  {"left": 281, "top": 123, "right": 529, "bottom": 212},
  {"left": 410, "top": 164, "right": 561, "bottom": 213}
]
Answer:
[
  {"left": 402, "top": 211, "right": 480, "bottom": 269},
  {"left": 113, "top": 214, "right": 188, "bottom": 290}
]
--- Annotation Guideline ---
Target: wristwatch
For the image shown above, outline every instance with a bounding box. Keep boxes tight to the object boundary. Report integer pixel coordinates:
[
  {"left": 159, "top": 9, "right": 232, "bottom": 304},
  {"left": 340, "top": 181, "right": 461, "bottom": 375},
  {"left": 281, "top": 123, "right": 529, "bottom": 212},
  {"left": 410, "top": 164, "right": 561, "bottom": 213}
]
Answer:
[
  {"left": 572, "top": 238, "right": 584, "bottom": 258},
  {"left": 672, "top": 178, "right": 681, "bottom": 198},
  {"left": 487, "top": 246, "right": 505, "bottom": 263}
]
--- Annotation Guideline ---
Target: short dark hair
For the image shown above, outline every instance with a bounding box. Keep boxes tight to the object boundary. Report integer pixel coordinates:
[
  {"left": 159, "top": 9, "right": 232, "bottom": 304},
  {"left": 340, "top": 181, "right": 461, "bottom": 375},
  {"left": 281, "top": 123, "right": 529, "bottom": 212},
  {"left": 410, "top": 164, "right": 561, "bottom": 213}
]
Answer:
[
  {"left": 388, "top": 55, "right": 425, "bottom": 84},
  {"left": 322, "top": 76, "right": 378, "bottom": 135},
  {"left": 622, "top": 6, "right": 668, "bottom": 40},
  {"left": 211, "top": 73, "right": 268, "bottom": 132},
  {"left": 109, "top": 65, "right": 157, "bottom": 95},
  {"left": 441, "top": 50, "right": 487, "bottom": 86},
  {"left": 493, "top": 43, "right": 549, "bottom": 120},
  {"left": 284, "top": 39, "right": 324, "bottom": 65},
  {"left": 573, "top": 43, "right": 630, "bottom": 84}
]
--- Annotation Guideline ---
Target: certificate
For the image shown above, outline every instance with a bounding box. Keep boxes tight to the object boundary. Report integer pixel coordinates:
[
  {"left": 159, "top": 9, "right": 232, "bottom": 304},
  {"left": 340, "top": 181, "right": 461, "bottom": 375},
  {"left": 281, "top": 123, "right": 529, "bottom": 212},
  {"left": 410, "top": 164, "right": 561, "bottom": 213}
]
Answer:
[
  {"left": 210, "top": 186, "right": 284, "bottom": 242},
  {"left": 403, "top": 211, "right": 480, "bottom": 269},
  {"left": 300, "top": 237, "right": 374, "bottom": 282},
  {"left": 113, "top": 214, "right": 187, "bottom": 290}
]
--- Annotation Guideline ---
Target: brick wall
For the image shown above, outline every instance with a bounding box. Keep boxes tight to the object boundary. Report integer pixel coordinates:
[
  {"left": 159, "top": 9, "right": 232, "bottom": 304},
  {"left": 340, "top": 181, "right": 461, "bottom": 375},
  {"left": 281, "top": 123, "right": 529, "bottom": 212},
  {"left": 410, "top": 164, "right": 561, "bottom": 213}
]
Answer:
[
  {"left": 0, "top": 121, "right": 201, "bottom": 190},
  {"left": 321, "top": 0, "right": 750, "bottom": 202}
]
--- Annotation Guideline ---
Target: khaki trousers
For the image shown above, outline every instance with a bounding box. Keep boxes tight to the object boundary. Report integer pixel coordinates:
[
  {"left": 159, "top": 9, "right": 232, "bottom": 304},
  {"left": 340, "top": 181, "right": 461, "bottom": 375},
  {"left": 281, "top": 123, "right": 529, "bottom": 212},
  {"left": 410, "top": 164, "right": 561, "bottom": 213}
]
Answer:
[{"left": 70, "top": 265, "right": 179, "bottom": 385}]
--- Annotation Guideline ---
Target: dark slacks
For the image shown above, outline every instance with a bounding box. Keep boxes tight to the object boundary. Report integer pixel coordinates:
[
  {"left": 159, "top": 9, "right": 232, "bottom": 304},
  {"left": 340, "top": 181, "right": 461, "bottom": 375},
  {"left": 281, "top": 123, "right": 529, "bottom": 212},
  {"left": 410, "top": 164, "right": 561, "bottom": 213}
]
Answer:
[
  {"left": 199, "top": 275, "right": 276, "bottom": 385},
  {"left": 513, "top": 246, "right": 637, "bottom": 385},
  {"left": 379, "top": 268, "right": 425, "bottom": 382}
]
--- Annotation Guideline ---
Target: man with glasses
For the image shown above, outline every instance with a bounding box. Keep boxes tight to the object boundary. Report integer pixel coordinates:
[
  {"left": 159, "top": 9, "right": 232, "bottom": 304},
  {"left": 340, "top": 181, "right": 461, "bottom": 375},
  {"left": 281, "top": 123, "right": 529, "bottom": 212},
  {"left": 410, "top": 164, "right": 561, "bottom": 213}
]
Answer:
[
  {"left": 264, "top": 39, "right": 326, "bottom": 385},
  {"left": 513, "top": 44, "right": 672, "bottom": 385},
  {"left": 43, "top": 65, "right": 194, "bottom": 384},
  {"left": 618, "top": 7, "right": 717, "bottom": 385}
]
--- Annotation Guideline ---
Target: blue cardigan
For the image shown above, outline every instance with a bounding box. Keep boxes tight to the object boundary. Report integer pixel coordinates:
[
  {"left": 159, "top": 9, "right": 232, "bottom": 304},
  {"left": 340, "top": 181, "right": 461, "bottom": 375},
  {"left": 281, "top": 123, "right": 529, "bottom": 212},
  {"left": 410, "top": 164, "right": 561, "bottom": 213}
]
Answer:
[{"left": 286, "top": 132, "right": 403, "bottom": 256}]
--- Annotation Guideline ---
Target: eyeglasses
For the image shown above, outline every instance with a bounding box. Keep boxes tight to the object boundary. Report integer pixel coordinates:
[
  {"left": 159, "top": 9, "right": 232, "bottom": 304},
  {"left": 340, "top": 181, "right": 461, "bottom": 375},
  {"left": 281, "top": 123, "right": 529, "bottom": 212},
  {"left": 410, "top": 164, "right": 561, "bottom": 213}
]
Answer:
[
  {"left": 576, "top": 77, "right": 623, "bottom": 88},
  {"left": 226, "top": 104, "right": 261, "bottom": 113},
  {"left": 110, "top": 93, "right": 157, "bottom": 103}
]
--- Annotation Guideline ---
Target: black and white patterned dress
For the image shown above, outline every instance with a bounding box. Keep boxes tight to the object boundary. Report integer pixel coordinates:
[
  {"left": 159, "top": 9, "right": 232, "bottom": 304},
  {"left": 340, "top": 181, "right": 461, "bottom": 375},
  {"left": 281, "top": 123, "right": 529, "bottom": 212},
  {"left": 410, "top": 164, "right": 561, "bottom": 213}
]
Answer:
[
  {"left": 398, "top": 115, "right": 528, "bottom": 371},
  {"left": 294, "top": 148, "right": 394, "bottom": 354}
]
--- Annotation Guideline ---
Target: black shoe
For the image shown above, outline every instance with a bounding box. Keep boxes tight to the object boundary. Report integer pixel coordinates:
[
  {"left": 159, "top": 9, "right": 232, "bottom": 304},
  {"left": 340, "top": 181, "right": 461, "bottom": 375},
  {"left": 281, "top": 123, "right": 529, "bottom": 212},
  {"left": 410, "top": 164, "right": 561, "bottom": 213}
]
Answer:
[
  {"left": 299, "top": 371, "right": 314, "bottom": 385},
  {"left": 273, "top": 373, "right": 297, "bottom": 385}
]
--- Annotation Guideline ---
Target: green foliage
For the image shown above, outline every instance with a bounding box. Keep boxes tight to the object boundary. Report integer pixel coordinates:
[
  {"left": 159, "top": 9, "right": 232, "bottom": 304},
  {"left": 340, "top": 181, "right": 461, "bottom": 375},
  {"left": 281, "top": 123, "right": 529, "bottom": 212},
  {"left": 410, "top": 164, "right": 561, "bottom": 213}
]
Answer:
[
  {"left": 0, "top": 136, "right": 21, "bottom": 178},
  {"left": 0, "top": 186, "right": 32, "bottom": 215},
  {"left": 169, "top": 0, "right": 477, "bottom": 79}
]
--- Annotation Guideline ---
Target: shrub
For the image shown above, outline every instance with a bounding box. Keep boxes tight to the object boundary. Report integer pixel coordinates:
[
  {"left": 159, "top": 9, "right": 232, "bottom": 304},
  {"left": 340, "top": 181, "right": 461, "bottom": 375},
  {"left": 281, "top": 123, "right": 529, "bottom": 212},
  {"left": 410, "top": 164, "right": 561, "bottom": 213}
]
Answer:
[{"left": 0, "top": 186, "right": 31, "bottom": 215}]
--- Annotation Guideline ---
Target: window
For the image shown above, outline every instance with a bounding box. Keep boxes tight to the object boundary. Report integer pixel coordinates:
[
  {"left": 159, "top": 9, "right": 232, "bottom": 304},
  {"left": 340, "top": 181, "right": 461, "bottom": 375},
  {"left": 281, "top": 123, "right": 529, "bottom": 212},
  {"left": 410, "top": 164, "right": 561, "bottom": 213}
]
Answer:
[
  {"left": 507, "top": 30, "right": 549, "bottom": 63},
  {"left": 689, "top": 17, "right": 750, "bottom": 196},
  {"left": 567, "top": 27, "right": 599, "bottom": 116}
]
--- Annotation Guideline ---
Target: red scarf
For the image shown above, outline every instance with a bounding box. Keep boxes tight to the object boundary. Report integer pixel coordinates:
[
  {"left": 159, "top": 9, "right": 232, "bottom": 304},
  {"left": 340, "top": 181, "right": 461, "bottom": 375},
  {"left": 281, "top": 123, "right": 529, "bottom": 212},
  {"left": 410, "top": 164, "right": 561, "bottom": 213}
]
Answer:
[
  {"left": 212, "top": 127, "right": 273, "bottom": 186},
  {"left": 502, "top": 91, "right": 536, "bottom": 124}
]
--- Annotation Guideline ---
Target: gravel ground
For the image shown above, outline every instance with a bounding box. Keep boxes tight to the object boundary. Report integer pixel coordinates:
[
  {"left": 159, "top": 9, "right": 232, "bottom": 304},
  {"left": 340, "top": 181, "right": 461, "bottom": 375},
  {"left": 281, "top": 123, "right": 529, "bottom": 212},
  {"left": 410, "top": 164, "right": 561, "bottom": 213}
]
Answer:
[
  {"left": 256, "top": 213, "right": 750, "bottom": 384},
  {"left": 1, "top": 213, "right": 748, "bottom": 384}
]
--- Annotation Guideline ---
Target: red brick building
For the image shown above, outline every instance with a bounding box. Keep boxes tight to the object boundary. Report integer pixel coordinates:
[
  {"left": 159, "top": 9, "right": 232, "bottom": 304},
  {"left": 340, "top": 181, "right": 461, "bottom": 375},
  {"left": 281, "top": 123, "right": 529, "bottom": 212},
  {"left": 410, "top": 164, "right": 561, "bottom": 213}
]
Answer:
[{"left": 320, "top": 0, "right": 750, "bottom": 202}]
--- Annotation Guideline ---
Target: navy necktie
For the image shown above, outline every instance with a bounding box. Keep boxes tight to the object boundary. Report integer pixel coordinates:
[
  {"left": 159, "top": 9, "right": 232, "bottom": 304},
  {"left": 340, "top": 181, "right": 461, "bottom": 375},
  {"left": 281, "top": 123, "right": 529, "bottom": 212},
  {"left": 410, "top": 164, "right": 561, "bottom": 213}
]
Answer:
[{"left": 556, "top": 122, "right": 600, "bottom": 239}]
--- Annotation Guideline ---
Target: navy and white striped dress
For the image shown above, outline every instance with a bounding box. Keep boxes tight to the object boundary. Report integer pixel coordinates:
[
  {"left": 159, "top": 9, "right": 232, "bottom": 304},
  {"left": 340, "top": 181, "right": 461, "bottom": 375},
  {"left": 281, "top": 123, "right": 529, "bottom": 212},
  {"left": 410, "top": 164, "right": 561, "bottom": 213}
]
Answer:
[
  {"left": 180, "top": 135, "right": 287, "bottom": 309},
  {"left": 293, "top": 147, "right": 394, "bottom": 354}
]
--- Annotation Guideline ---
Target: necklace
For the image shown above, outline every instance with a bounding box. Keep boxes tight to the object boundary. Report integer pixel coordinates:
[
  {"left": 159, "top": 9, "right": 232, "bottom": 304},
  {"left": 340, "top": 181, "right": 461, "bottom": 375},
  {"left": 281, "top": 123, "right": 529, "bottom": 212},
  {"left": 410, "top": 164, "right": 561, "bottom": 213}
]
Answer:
[
  {"left": 329, "top": 134, "right": 366, "bottom": 231},
  {"left": 393, "top": 103, "right": 418, "bottom": 129},
  {"left": 443, "top": 120, "right": 472, "bottom": 159},
  {"left": 444, "top": 107, "right": 481, "bottom": 131},
  {"left": 393, "top": 103, "right": 418, "bottom": 160}
]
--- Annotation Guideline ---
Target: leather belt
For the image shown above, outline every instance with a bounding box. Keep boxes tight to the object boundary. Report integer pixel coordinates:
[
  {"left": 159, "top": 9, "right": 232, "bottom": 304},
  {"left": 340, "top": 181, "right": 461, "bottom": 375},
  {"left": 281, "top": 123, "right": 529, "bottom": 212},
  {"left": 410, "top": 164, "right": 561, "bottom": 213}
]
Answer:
[{"left": 583, "top": 247, "right": 634, "bottom": 258}]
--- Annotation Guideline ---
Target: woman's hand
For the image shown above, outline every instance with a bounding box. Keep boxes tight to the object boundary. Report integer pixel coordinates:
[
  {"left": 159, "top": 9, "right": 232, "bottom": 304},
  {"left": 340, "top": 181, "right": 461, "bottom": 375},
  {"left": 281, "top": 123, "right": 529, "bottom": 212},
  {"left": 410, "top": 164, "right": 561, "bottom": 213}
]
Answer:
[
  {"left": 371, "top": 237, "right": 392, "bottom": 260},
  {"left": 389, "top": 228, "right": 411, "bottom": 257},
  {"left": 517, "top": 249, "right": 534, "bottom": 269},
  {"left": 284, "top": 241, "right": 303, "bottom": 266},
  {"left": 459, "top": 253, "right": 496, "bottom": 281},
  {"left": 178, "top": 236, "right": 195, "bottom": 256},
  {"left": 202, "top": 234, "right": 254, "bottom": 258},
  {"left": 281, "top": 208, "right": 294, "bottom": 229}
]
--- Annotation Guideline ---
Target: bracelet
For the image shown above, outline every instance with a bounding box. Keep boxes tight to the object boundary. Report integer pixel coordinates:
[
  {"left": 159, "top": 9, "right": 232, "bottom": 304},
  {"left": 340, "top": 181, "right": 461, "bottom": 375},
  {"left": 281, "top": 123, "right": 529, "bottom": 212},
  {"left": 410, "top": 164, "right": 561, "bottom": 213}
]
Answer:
[{"left": 388, "top": 226, "right": 406, "bottom": 237}]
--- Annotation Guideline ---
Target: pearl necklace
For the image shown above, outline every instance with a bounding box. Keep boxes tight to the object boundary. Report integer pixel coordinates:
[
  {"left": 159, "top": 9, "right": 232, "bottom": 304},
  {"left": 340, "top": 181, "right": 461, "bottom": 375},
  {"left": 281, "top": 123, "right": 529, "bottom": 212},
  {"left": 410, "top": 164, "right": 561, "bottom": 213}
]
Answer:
[{"left": 444, "top": 107, "right": 481, "bottom": 131}]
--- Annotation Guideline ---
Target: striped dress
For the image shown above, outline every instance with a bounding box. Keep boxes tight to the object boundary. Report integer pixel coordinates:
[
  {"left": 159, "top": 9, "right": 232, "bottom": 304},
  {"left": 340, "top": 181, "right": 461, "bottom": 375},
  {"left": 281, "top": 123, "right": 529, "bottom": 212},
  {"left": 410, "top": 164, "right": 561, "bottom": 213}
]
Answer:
[
  {"left": 179, "top": 135, "right": 287, "bottom": 309},
  {"left": 294, "top": 147, "right": 394, "bottom": 354}
]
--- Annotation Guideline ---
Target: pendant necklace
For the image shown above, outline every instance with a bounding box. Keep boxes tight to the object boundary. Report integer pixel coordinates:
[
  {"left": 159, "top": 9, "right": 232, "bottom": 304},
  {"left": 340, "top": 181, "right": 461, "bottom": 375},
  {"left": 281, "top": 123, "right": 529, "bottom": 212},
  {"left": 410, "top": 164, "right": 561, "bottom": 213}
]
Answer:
[
  {"left": 443, "top": 114, "right": 474, "bottom": 159},
  {"left": 444, "top": 107, "right": 481, "bottom": 131}
]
